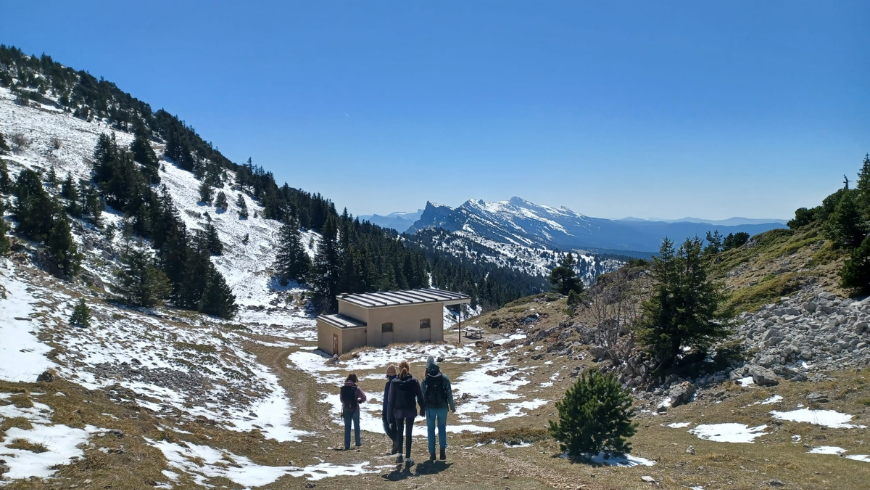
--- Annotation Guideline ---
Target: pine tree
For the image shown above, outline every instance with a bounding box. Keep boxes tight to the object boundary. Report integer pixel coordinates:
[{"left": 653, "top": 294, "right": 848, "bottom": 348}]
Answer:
[
  {"left": 841, "top": 234, "right": 870, "bottom": 293},
  {"left": 178, "top": 237, "right": 211, "bottom": 309},
  {"left": 14, "top": 169, "right": 58, "bottom": 242},
  {"left": 198, "top": 266, "right": 238, "bottom": 318},
  {"left": 0, "top": 159, "right": 10, "bottom": 193},
  {"left": 0, "top": 132, "right": 9, "bottom": 153},
  {"left": 824, "top": 188, "right": 863, "bottom": 248},
  {"left": 130, "top": 133, "right": 159, "bottom": 184},
  {"left": 61, "top": 173, "right": 81, "bottom": 217},
  {"left": 241, "top": 233, "right": 249, "bottom": 245},
  {"left": 275, "top": 216, "right": 311, "bottom": 285},
  {"left": 69, "top": 299, "right": 91, "bottom": 328},
  {"left": 236, "top": 193, "right": 248, "bottom": 219},
  {"left": 310, "top": 215, "right": 341, "bottom": 312},
  {"left": 548, "top": 369, "right": 636, "bottom": 457},
  {"left": 635, "top": 237, "right": 731, "bottom": 369},
  {"left": 46, "top": 214, "right": 81, "bottom": 278},
  {"left": 215, "top": 191, "right": 228, "bottom": 212},
  {"left": 114, "top": 245, "right": 171, "bottom": 307},
  {"left": 856, "top": 154, "right": 870, "bottom": 225},
  {"left": 549, "top": 252, "right": 583, "bottom": 295},
  {"left": 80, "top": 183, "right": 104, "bottom": 227},
  {"left": 199, "top": 181, "right": 213, "bottom": 205},
  {"left": 46, "top": 165, "right": 58, "bottom": 188},
  {"left": 704, "top": 230, "right": 723, "bottom": 255},
  {"left": 203, "top": 215, "right": 223, "bottom": 255},
  {"left": 0, "top": 199, "right": 10, "bottom": 255}
]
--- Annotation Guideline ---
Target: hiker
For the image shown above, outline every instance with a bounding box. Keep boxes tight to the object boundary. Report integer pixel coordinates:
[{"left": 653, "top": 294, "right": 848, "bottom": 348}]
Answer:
[
  {"left": 382, "top": 364, "right": 398, "bottom": 450},
  {"left": 340, "top": 373, "right": 367, "bottom": 450},
  {"left": 422, "top": 356, "right": 456, "bottom": 461},
  {"left": 386, "top": 360, "right": 424, "bottom": 465}
]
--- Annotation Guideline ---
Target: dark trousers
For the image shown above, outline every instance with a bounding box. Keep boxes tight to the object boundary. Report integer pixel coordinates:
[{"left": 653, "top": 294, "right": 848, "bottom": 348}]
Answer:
[
  {"left": 394, "top": 417, "right": 414, "bottom": 458},
  {"left": 383, "top": 416, "right": 397, "bottom": 441}
]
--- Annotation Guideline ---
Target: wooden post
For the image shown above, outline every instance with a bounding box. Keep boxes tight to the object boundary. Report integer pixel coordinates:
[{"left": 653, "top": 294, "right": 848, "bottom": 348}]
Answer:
[{"left": 457, "top": 306, "right": 462, "bottom": 346}]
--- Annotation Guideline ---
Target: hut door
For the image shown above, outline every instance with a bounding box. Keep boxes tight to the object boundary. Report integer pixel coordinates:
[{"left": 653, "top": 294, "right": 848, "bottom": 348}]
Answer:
[{"left": 333, "top": 334, "right": 339, "bottom": 356}]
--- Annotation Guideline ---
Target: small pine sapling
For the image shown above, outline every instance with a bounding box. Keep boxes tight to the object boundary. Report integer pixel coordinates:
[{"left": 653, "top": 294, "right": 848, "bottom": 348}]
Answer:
[
  {"left": 548, "top": 369, "right": 636, "bottom": 458},
  {"left": 69, "top": 299, "right": 91, "bottom": 327}
]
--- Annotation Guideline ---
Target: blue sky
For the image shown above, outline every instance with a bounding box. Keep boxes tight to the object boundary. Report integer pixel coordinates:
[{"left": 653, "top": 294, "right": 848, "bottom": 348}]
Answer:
[{"left": 3, "top": 1, "right": 868, "bottom": 219}]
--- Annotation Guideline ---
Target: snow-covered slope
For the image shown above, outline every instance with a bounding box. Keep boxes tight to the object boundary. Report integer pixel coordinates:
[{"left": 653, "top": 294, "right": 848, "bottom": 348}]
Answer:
[{"left": 409, "top": 197, "right": 785, "bottom": 253}]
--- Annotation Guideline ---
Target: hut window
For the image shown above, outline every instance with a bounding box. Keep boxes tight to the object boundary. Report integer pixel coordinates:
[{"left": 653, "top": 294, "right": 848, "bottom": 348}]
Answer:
[
  {"left": 382, "top": 322, "right": 393, "bottom": 332},
  {"left": 420, "top": 318, "right": 431, "bottom": 329}
]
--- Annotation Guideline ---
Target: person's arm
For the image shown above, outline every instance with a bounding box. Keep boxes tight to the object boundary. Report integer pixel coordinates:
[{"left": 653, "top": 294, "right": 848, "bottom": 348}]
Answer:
[
  {"left": 444, "top": 375, "right": 456, "bottom": 412},
  {"left": 356, "top": 386, "right": 367, "bottom": 403},
  {"left": 382, "top": 383, "right": 390, "bottom": 418},
  {"left": 386, "top": 381, "right": 395, "bottom": 421},
  {"left": 415, "top": 380, "right": 425, "bottom": 414}
]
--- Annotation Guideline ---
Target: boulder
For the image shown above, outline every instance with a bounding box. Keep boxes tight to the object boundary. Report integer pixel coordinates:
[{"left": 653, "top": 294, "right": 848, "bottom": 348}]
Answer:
[
  {"left": 806, "top": 392, "right": 829, "bottom": 404},
  {"left": 669, "top": 382, "right": 696, "bottom": 407},
  {"left": 36, "top": 370, "right": 54, "bottom": 383},
  {"left": 748, "top": 365, "right": 779, "bottom": 386},
  {"left": 588, "top": 345, "right": 608, "bottom": 360}
]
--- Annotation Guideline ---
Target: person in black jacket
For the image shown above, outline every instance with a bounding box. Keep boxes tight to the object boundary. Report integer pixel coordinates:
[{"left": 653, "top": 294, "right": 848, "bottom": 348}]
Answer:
[
  {"left": 382, "top": 364, "right": 398, "bottom": 451},
  {"left": 386, "top": 360, "right": 424, "bottom": 465}
]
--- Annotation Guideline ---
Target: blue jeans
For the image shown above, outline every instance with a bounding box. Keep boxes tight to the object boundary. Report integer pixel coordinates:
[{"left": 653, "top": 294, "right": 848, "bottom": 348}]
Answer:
[
  {"left": 426, "top": 407, "right": 449, "bottom": 455},
  {"left": 344, "top": 410, "right": 360, "bottom": 449}
]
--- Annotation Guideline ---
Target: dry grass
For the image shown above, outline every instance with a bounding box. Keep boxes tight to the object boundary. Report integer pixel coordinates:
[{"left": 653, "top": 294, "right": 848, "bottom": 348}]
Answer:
[{"left": 7, "top": 439, "right": 49, "bottom": 453}]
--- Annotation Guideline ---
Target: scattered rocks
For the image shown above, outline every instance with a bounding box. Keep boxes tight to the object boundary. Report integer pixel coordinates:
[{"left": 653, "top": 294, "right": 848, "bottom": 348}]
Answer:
[
  {"left": 588, "top": 345, "right": 608, "bottom": 360},
  {"left": 640, "top": 475, "right": 657, "bottom": 483},
  {"left": 36, "top": 370, "right": 54, "bottom": 382},
  {"left": 686, "top": 446, "right": 695, "bottom": 455},
  {"left": 768, "top": 479, "right": 785, "bottom": 487}
]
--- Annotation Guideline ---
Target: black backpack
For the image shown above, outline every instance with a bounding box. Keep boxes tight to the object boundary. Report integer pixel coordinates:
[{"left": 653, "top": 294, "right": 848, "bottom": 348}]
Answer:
[
  {"left": 340, "top": 385, "right": 358, "bottom": 414},
  {"left": 425, "top": 375, "right": 447, "bottom": 407},
  {"left": 394, "top": 378, "right": 417, "bottom": 411}
]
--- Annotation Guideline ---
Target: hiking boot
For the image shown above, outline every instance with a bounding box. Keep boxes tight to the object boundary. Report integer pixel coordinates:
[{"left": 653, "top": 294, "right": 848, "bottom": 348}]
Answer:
[
  {"left": 405, "top": 458, "right": 414, "bottom": 467},
  {"left": 429, "top": 452, "right": 436, "bottom": 461},
  {"left": 396, "top": 455, "right": 403, "bottom": 464},
  {"left": 440, "top": 447, "right": 446, "bottom": 460}
]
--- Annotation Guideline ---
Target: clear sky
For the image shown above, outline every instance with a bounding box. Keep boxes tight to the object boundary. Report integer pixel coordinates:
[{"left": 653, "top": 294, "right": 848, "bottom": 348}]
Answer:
[{"left": 3, "top": 1, "right": 868, "bottom": 219}]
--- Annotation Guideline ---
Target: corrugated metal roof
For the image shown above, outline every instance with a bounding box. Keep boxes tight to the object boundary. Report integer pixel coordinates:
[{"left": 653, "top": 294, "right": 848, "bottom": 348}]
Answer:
[
  {"left": 337, "top": 288, "right": 470, "bottom": 308},
  {"left": 318, "top": 313, "right": 367, "bottom": 329}
]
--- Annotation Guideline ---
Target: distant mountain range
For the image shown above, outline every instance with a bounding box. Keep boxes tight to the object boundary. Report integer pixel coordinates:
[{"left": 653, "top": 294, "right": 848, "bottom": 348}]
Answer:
[
  {"left": 358, "top": 210, "right": 424, "bottom": 233},
  {"left": 405, "top": 197, "right": 785, "bottom": 253},
  {"left": 620, "top": 216, "right": 788, "bottom": 226}
]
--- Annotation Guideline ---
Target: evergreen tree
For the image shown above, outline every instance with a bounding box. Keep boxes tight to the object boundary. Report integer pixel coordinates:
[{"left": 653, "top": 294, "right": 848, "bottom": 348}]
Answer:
[
  {"left": 203, "top": 215, "right": 223, "bottom": 255},
  {"left": 236, "top": 193, "right": 248, "bottom": 219},
  {"left": 46, "top": 214, "right": 81, "bottom": 278},
  {"left": 635, "top": 237, "right": 731, "bottom": 369},
  {"left": 214, "top": 191, "right": 228, "bottom": 212},
  {"left": 198, "top": 266, "right": 238, "bottom": 318},
  {"left": 310, "top": 215, "right": 341, "bottom": 312},
  {"left": 0, "top": 159, "right": 10, "bottom": 193},
  {"left": 13, "top": 169, "right": 57, "bottom": 242},
  {"left": 723, "top": 232, "right": 750, "bottom": 250},
  {"left": 80, "top": 183, "right": 104, "bottom": 227},
  {"left": 130, "top": 133, "right": 159, "bottom": 184},
  {"left": 824, "top": 188, "right": 863, "bottom": 248},
  {"left": 0, "top": 132, "right": 9, "bottom": 153},
  {"left": 69, "top": 299, "right": 91, "bottom": 327},
  {"left": 199, "top": 181, "right": 213, "bottom": 205},
  {"left": 274, "top": 216, "right": 311, "bottom": 285},
  {"left": 856, "top": 154, "right": 870, "bottom": 225},
  {"left": 241, "top": 233, "right": 249, "bottom": 245},
  {"left": 549, "top": 252, "right": 583, "bottom": 295},
  {"left": 548, "top": 369, "right": 636, "bottom": 457},
  {"left": 0, "top": 199, "right": 10, "bottom": 255},
  {"left": 46, "top": 165, "right": 58, "bottom": 188},
  {"left": 114, "top": 245, "right": 171, "bottom": 307},
  {"left": 178, "top": 237, "right": 211, "bottom": 309},
  {"left": 704, "top": 230, "right": 723, "bottom": 255},
  {"left": 61, "top": 173, "right": 81, "bottom": 217},
  {"left": 841, "top": 234, "right": 870, "bottom": 293}
]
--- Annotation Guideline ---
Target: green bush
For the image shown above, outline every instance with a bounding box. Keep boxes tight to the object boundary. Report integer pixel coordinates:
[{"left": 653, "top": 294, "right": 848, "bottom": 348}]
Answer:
[
  {"left": 548, "top": 369, "right": 636, "bottom": 457},
  {"left": 69, "top": 299, "right": 91, "bottom": 327}
]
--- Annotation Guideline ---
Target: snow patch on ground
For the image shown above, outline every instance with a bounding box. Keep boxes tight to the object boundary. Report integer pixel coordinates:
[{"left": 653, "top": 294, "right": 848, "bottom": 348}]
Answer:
[
  {"left": 770, "top": 409, "right": 866, "bottom": 429},
  {"left": 666, "top": 422, "right": 691, "bottom": 428},
  {"left": 689, "top": 423, "right": 768, "bottom": 443},
  {"left": 808, "top": 446, "right": 847, "bottom": 455},
  {"left": 0, "top": 264, "right": 57, "bottom": 382}
]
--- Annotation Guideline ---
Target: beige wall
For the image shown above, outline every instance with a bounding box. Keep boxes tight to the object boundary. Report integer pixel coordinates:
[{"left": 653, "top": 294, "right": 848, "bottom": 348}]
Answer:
[
  {"left": 316, "top": 319, "right": 367, "bottom": 355},
  {"left": 365, "top": 303, "right": 444, "bottom": 347},
  {"left": 337, "top": 301, "right": 370, "bottom": 324}
]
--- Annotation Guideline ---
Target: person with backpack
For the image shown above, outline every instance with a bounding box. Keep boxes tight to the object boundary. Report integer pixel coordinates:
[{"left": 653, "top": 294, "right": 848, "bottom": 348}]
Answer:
[
  {"left": 382, "top": 364, "right": 398, "bottom": 450},
  {"left": 386, "top": 360, "right": 424, "bottom": 465},
  {"left": 421, "top": 356, "right": 456, "bottom": 461},
  {"left": 340, "top": 373, "right": 367, "bottom": 450}
]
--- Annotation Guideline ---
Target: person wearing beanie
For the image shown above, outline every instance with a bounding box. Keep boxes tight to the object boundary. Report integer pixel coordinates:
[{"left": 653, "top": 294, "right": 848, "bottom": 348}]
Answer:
[
  {"left": 340, "top": 373, "right": 367, "bottom": 450},
  {"left": 382, "top": 364, "right": 398, "bottom": 448},
  {"left": 421, "top": 358, "right": 456, "bottom": 461},
  {"left": 386, "top": 360, "right": 425, "bottom": 465}
]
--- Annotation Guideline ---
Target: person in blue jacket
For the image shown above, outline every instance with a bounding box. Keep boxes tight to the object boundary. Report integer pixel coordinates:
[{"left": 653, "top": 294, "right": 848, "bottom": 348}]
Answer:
[{"left": 382, "top": 364, "right": 398, "bottom": 450}]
